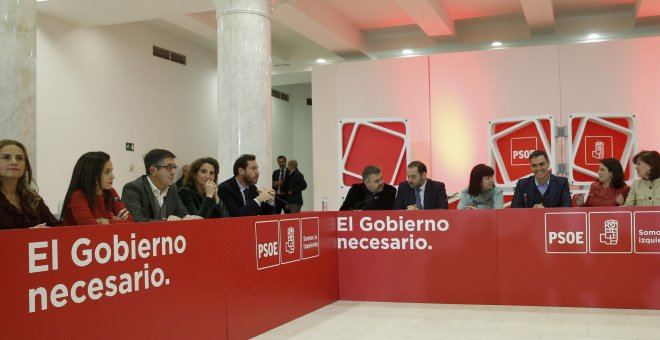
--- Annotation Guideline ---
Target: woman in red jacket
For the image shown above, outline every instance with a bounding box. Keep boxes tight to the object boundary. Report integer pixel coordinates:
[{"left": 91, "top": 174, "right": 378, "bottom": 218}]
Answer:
[
  {"left": 575, "top": 158, "right": 630, "bottom": 207},
  {"left": 61, "top": 152, "right": 132, "bottom": 225}
]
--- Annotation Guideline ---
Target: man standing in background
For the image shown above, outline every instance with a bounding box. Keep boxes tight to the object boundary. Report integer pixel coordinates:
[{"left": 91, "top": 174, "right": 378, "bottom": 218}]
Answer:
[
  {"left": 282, "top": 159, "right": 307, "bottom": 213},
  {"left": 272, "top": 155, "right": 288, "bottom": 214}
]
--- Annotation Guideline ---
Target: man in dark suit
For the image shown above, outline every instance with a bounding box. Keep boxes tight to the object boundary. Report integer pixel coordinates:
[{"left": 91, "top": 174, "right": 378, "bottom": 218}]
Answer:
[
  {"left": 122, "top": 149, "right": 201, "bottom": 222},
  {"left": 511, "top": 150, "right": 572, "bottom": 208},
  {"left": 219, "top": 154, "right": 276, "bottom": 217},
  {"left": 271, "top": 155, "right": 288, "bottom": 214},
  {"left": 394, "top": 161, "right": 448, "bottom": 210},
  {"left": 282, "top": 159, "right": 307, "bottom": 213},
  {"left": 340, "top": 165, "right": 396, "bottom": 211}
]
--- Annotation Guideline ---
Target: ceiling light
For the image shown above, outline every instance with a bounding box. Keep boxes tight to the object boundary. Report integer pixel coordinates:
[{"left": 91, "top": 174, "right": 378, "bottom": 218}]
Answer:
[
  {"left": 587, "top": 33, "right": 600, "bottom": 39},
  {"left": 402, "top": 49, "right": 413, "bottom": 55},
  {"left": 491, "top": 41, "right": 503, "bottom": 47},
  {"left": 316, "top": 58, "right": 327, "bottom": 64}
]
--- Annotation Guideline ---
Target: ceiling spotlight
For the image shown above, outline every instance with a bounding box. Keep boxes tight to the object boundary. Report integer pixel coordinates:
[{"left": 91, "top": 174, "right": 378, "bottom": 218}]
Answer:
[
  {"left": 491, "top": 41, "right": 503, "bottom": 47},
  {"left": 316, "top": 58, "right": 327, "bottom": 64},
  {"left": 587, "top": 33, "right": 600, "bottom": 39},
  {"left": 402, "top": 49, "right": 413, "bottom": 55}
]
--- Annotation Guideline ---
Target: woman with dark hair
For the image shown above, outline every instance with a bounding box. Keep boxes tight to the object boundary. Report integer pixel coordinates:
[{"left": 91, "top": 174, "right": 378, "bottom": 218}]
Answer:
[
  {"left": 625, "top": 150, "right": 660, "bottom": 206},
  {"left": 575, "top": 158, "right": 630, "bottom": 207},
  {"left": 457, "top": 164, "right": 503, "bottom": 209},
  {"left": 0, "top": 139, "right": 60, "bottom": 229},
  {"left": 61, "top": 152, "right": 132, "bottom": 225},
  {"left": 178, "top": 157, "right": 229, "bottom": 218}
]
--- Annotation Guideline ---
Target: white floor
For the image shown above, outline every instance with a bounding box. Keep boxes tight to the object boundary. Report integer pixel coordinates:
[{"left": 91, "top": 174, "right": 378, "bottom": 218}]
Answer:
[{"left": 254, "top": 301, "right": 660, "bottom": 340}]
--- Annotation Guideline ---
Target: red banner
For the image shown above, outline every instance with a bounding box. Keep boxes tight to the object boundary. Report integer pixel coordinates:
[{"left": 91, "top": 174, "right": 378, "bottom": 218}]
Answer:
[{"left": 0, "top": 213, "right": 338, "bottom": 339}]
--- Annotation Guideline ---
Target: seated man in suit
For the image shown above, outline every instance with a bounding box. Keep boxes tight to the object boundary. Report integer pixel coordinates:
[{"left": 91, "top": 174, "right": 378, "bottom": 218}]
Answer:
[
  {"left": 511, "top": 149, "right": 572, "bottom": 208},
  {"left": 219, "top": 154, "right": 276, "bottom": 217},
  {"left": 340, "top": 165, "right": 396, "bottom": 211},
  {"left": 282, "top": 159, "right": 307, "bottom": 213},
  {"left": 271, "top": 155, "right": 288, "bottom": 214},
  {"left": 122, "top": 149, "right": 201, "bottom": 222},
  {"left": 394, "top": 161, "right": 448, "bottom": 210}
]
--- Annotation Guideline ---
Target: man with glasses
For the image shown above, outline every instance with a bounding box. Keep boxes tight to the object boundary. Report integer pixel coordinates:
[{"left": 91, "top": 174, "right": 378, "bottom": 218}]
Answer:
[
  {"left": 219, "top": 154, "right": 276, "bottom": 217},
  {"left": 122, "top": 149, "right": 201, "bottom": 222}
]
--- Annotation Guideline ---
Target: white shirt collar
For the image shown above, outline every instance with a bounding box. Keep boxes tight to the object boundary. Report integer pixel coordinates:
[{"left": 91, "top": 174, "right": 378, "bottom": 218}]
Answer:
[{"left": 147, "top": 176, "right": 169, "bottom": 199}]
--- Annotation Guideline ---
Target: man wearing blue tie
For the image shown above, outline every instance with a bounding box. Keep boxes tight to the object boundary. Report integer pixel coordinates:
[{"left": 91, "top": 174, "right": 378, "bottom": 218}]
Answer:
[{"left": 394, "top": 161, "right": 449, "bottom": 210}]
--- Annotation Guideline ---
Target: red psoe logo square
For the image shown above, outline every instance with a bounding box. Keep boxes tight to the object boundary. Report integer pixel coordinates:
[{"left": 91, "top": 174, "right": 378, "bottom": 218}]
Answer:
[
  {"left": 301, "top": 217, "right": 320, "bottom": 260},
  {"left": 545, "top": 212, "right": 587, "bottom": 253},
  {"left": 280, "top": 219, "right": 301, "bottom": 264},
  {"left": 634, "top": 212, "right": 660, "bottom": 254},
  {"left": 255, "top": 220, "right": 280, "bottom": 270},
  {"left": 584, "top": 136, "right": 613, "bottom": 165},
  {"left": 510, "top": 137, "right": 538, "bottom": 166},
  {"left": 588, "top": 212, "right": 632, "bottom": 253}
]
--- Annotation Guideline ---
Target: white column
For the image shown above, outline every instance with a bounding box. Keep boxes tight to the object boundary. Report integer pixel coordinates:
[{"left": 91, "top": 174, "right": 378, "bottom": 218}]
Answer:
[
  {"left": 0, "top": 0, "right": 37, "bottom": 162},
  {"left": 215, "top": 0, "right": 273, "bottom": 184}
]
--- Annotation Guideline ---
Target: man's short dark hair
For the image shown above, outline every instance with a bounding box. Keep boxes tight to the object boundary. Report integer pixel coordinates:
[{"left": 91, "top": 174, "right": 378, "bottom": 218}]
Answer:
[
  {"left": 362, "top": 165, "right": 381, "bottom": 181},
  {"left": 407, "top": 161, "right": 427, "bottom": 175},
  {"left": 529, "top": 150, "right": 549, "bottom": 163},
  {"left": 144, "top": 149, "right": 176, "bottom": 175},
  {"left": 233, "top": 154, "right": 256, "bottom": 176},
  {"left": 277, "top": 155, "right": 286, "bottom": 162}
]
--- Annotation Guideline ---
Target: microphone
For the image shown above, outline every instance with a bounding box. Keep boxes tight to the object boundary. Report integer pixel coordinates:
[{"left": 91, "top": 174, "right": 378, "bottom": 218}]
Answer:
[
  {"left": 523, "top": 193, "right": 528, "bottom": 208},
  {"left": 355, "top": 195, "right": 379, "bottom": 210},
  {"left": 273, "top": 195, "right": 289, "bottom": 205}
]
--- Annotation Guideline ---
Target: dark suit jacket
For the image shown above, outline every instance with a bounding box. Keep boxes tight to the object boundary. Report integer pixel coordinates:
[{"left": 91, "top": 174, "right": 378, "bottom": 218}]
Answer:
[
  {"left": 219, "top": 177, "right": 276, "bottom": 217},
  {"left": 511, "top": 174, "right": 572, "bottom": 208},
  {"left": 282, "top": 169, "right": 307, "bottom": 204},
  {"left": 340, "top": 183, "right": 397, "bottom": 211},
  {"left": 394, "top": 179, "right": 448, "bottom": 210},
  {"left": 121, "top": 175, "right": 188, "bottom": 222},
  {"left": 271, "top": 168, "right": 289, "bottom": 192}
]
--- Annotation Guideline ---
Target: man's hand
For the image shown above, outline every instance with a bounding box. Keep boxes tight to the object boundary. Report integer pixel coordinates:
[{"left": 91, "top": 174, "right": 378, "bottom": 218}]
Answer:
[{"left": 406, "top": 205, "right": 419, "bottom": 210}]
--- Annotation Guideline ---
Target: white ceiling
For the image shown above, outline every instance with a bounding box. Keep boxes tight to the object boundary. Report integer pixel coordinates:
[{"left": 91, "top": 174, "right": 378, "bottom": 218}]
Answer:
[{"left": 37, "top": 0, "right": 660, "bottom": 82}]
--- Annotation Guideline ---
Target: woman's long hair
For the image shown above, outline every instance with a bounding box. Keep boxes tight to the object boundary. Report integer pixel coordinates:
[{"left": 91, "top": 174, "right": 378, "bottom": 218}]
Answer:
[
  {"left": 0, "top": 140, "right": 41, "bottom": 210},
  {"left": 184, "top": 157, "right": 220, "bottom": 188},
  {"left": 467, "top": 164, "right": 495, "bottom": 197},
  {"left": 600, "top": 158, "right": 626, "bottom": 189},
  {"left": 61, "top": 152, "right": 113, "bottom": 219}
]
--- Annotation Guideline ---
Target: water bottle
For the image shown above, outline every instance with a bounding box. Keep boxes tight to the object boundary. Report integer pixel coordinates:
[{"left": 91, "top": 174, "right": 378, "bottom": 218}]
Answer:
[{"left": 321, "top": 195, "right": 328, "bottom": 211}]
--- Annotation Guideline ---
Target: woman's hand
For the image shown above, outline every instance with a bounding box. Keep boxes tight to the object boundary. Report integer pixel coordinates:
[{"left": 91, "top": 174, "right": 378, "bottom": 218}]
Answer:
[
  {"left": 95, "top": 218, "right": 110, "bottom": 224},
  {"left": 30, "top": 223, "right": 49, "bottom": 229},
  {"left": 574, "top": 193, "right": 585, "bottom": 207},
  {"left": 113, "top": 208, "right": 130, "bottom": 220},
  {"left": 204, "top": 180, "right": 217, "bottom": 198},
  {"left": 615, "top": 194, "right": 625, "bottom": 205}
]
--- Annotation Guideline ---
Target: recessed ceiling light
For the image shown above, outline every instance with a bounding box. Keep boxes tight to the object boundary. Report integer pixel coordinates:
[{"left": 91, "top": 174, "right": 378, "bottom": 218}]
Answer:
[
  {"left": 316, "top": 58, "right": 327, "bottom": 64},
  {"left": 402, "top": 49, "right": 413, "bottom": 55},
  {"left": 37, "top": 0, "right": 48, "bottom": 2},
  {"left": 491, "top": 41, "right": 503, "bottom": 47},
  {"left": 587, "top": 33, "right": 600, "bottom": 39}
]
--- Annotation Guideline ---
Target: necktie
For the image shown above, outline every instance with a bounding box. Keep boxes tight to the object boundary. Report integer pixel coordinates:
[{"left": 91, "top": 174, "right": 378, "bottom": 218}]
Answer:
[
  {"left": 415, "top": 188, "right": 423, "bottom": 209},
  {"left": 242, "top": 189, "right": 249, "bottom": 206}
]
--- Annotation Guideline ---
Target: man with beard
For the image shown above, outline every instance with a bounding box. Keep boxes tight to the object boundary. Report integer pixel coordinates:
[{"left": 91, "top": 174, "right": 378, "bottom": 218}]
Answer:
[
  {"left": 511, "top": 149, "right": 571, "bottom": 208},
  {"left": 340, "top": 165, "right": 396, "bottom": 211},
  {"left": 394, "top": 161, "right": 448, "bottom": 210},
  {"left": 219, "top": 154, "right": 276, "bottom": 217}
]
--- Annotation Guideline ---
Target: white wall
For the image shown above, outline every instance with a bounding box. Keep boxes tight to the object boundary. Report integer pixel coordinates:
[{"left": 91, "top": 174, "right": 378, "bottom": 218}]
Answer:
[
  {"left": 272, "top": 84, "right": 314, "bottom": 211},
  {"left": 36, "top": 14, "right": 218, "bottom": 210}
]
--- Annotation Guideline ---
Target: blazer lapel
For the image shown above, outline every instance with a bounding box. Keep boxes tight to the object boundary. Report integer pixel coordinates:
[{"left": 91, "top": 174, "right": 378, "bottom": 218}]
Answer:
[{"left": 142, "top": 177, "right": 160, "bottom": 217}]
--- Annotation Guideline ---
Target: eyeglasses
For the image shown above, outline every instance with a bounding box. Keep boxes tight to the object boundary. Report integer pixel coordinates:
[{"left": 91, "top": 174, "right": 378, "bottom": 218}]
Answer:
[{"left": 154, "top": 164, "right": 178, "bottom": 171}]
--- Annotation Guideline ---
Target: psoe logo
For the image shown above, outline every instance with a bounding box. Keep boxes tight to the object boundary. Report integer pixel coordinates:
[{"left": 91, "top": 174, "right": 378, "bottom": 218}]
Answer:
[
  {"left": 600, "top": 219, "right": 618, "bottom": 245},
  {"left": 510, "top": 137, "right": 538, "bottom": 166},
  {"left": 584, "top": 136, "right": 613, "bottom": 165},
  {"left": 255, "top": 220, "right": 281, "bottom": 270},
  {"left": 286, "top": 226, "right": 296, "bottom": 254},
  {"left": 545, "top": 212, "right": 587, "bottom": 254}
]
